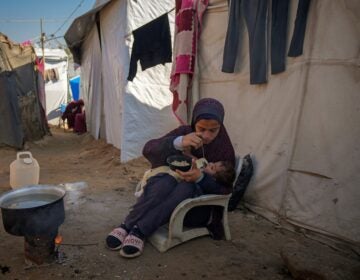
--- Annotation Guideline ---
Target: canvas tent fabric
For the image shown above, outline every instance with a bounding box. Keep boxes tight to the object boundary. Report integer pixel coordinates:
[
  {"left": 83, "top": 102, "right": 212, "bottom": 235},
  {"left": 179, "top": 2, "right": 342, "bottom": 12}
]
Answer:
[
  {"left": 35, "top": 48, "right": 69, "bottom": 125},
  {"left": 196, "top": 0, "right": 360, "bottom": 245},
  {"left": 65, "top": 0, "right": 178, "bottom": 160},
  {"left": 0, "top": 33, "right": 49, "bottom": 148}
]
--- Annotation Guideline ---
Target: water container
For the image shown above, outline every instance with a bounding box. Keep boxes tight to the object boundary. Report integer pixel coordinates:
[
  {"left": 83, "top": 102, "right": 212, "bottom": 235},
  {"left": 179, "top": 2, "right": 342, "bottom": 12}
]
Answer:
[{"left": 10, "top": 152, "right": 40, "bottom": 189}]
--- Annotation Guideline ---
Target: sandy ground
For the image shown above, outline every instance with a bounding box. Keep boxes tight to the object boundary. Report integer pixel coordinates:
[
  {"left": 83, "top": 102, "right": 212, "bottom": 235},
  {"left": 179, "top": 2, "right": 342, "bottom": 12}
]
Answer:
[{"left": 0, "top": 127, "right": 358, "bottom": 280}]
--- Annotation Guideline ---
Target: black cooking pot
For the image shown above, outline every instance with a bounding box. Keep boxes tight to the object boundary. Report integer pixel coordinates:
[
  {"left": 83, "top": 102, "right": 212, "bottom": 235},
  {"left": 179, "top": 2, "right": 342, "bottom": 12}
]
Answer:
[{"left": 0, "top": 185, "right": 66, "bottom": 237}]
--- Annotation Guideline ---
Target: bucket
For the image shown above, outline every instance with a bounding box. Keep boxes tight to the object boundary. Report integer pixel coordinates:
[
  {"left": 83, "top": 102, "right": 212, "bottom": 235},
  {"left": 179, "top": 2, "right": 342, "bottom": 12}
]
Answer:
[{"left": 10, "top": 152, "right": 40, "bottom": 189}]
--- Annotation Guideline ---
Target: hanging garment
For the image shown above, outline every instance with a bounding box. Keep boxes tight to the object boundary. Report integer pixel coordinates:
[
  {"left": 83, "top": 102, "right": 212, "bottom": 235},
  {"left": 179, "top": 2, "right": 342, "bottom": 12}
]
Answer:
[
  {"left": 170, "top": 0, "right": 209, "bottom": 124},
  {"left": 271, "top": 0, "right": 290, "bottom": 74},
  {"left": 44, "top": 68, "right": 59, "bottom": 82},
  {"left": 288, "top": 0, "right": 311, "bottom": 57},
  {"left": 127, "top": 14, "right": 172, "bottom": 81},
  {"left": 222, "top": 0, "right": 268, "bottom": 85}
]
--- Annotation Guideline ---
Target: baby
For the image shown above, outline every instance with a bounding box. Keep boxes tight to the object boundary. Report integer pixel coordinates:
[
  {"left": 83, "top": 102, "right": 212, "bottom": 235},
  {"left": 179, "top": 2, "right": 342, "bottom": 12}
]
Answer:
[
  {"left": 135, "top": 158, "right": 235, "bottom": 197},
  {"left": 201, "top": 160, "right": 235, "bottom": 187}
]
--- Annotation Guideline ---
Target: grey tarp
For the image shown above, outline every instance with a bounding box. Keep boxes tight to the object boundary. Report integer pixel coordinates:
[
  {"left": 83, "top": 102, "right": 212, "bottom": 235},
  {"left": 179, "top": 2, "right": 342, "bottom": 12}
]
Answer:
[
  {"left": 0, "top": 33, "right": 49, "bottom": 148},
  {"left": 0, "top": 72, "right": 23, "bottom": 148},
  {"left": 64, "top": 0, "right": 112, "bottom": 64}
]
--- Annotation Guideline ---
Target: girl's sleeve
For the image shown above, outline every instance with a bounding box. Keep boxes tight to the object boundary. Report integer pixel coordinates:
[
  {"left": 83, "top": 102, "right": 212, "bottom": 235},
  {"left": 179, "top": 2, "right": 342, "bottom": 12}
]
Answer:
[{"left": 142, "top": 126, "right": 191, "bottom": 168}]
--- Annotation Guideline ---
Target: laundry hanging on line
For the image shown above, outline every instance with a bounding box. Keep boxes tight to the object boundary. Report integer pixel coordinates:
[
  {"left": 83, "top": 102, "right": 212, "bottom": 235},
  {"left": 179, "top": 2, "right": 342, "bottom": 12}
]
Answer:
[{"left": 127, "top": 13, "right": 172, "bottom": 81}]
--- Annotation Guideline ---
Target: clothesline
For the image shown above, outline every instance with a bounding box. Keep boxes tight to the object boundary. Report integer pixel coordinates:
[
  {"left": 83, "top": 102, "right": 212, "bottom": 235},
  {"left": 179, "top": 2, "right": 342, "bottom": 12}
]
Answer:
[{"left": 124, "top": 1, "right": 229, "bottom": 38}]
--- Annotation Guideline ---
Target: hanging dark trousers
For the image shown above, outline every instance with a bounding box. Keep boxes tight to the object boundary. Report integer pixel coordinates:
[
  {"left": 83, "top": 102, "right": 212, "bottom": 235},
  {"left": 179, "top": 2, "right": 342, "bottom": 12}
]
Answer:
[
  {"left": 288, "top": 0, "right": 311, "bottom": 57},
  {"left": 222, "top": 0, "right": 268, "bottom": 85},
  {"left": 271, "top": 0, "right": 290, "bottom": 74}
]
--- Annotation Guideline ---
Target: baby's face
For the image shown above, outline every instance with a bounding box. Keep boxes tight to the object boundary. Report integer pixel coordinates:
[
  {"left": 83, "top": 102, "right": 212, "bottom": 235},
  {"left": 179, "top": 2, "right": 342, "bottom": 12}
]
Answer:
[{"left": 203, "top": 162, "right": 224, "bottom": 176}]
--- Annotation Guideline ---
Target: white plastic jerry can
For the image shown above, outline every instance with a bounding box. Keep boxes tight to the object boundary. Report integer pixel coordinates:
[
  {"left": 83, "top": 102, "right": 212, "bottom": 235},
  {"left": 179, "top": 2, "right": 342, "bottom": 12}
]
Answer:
[{"left": 10, "top": 151, "right": 40, "bottom": 189}]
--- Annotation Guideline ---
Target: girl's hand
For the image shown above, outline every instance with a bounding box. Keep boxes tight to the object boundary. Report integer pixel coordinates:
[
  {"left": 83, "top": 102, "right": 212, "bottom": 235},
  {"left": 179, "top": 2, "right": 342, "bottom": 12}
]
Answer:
[
  {"left": 182, "top": 132, "right": 203, "bottom": 150},
  {"left": 176, "top": 159, "right": 202, "bottom": 182}
]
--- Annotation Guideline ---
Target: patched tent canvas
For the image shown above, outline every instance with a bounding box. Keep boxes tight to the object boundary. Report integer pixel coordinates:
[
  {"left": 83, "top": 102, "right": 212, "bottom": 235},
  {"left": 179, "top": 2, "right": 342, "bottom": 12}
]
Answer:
[{"left": 0, "top": 33, "right": 49, "bottom": 148}]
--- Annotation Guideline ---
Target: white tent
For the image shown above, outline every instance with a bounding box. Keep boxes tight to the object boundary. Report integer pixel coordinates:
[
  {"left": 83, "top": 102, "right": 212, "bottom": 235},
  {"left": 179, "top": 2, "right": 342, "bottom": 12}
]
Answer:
[
  {"left": 65, "top": 0, "right": 177, "bottom": 160},
  {"left": 197, "top": 0, "right": 360, "bottom": 245},
  {"left": 65, "top": 0, "right": 360, "bottom": 245},
  {"left": 35, "top": 48, "right": 69, "bottom": 125}
]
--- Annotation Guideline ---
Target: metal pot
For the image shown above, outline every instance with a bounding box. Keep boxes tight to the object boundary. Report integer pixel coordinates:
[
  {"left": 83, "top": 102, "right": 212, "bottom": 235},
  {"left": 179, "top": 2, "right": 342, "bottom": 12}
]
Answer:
[{"left": 0, "top": 185, "right": 66, "bottom": 237}]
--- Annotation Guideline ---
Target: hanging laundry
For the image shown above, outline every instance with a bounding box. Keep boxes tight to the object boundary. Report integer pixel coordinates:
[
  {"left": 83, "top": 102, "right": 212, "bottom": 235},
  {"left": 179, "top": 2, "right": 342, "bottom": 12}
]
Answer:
[
  {"left": 44, "top": 68, "right": 59, "bottom": 82},
  {"left": 127, "top": 14, "right": 172, "bottom": 81},
  {"left": 170, "top": 0, "right": 209, "bottom": 124},
  {"left": 222, "top": 0, "right": 268, "bottom": 85},
  {"left": 35, "top": 57, "right": 44, "bottom": 75},
  {"left": 271, "top": 0, "right": 290, "bottom": 74},
  {"left": 288, "top": 0, "right": 312, "bottom": 57}
]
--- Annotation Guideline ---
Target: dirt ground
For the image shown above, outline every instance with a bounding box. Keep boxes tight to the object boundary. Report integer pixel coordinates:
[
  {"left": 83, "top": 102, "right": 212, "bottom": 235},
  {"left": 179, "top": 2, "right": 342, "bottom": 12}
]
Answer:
[{"left": 0, "top": 127, "right": 358, "bottom": 280}]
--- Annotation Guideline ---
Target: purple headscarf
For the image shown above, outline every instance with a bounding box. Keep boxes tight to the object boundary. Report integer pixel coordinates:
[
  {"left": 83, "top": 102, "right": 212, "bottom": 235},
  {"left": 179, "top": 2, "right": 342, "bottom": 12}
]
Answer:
[
  {"left": 191, "top": 98, "right": 235, "bottom": 166},
  {"left": 191, "top": 98, "right": 225, "bottom": 126}
]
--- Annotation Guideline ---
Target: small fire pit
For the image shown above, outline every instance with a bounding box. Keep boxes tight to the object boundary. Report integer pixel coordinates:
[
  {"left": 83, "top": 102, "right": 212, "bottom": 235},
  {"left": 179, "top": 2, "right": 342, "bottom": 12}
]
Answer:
[
  {"left": 24, "top": 235, "right": 57, "bottom": 265},
  {"left": 0, "top": 185, "right": 66, "bottom": 265}
]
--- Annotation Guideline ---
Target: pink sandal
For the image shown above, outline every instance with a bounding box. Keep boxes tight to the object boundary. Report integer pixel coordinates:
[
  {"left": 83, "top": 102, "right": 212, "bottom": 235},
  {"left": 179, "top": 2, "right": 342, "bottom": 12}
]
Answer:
[
  {"left": 120, "top": 234, "right": 144, "bottom": 258},
  {"left": 106, "top": 227, "right": 128, "bottom": 250}
]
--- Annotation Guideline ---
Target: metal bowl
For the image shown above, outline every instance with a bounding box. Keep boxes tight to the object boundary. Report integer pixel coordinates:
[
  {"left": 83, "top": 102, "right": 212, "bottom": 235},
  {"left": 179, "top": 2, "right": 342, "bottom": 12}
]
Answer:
[{"left": 166, "top": 155, "right": 192, "bottom": 172}]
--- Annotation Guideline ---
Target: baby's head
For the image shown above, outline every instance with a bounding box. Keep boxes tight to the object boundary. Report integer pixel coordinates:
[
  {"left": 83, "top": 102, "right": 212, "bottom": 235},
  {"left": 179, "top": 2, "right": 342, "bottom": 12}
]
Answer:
[{"left": 203, "top": 161, "right": 236, "bottom": 186}]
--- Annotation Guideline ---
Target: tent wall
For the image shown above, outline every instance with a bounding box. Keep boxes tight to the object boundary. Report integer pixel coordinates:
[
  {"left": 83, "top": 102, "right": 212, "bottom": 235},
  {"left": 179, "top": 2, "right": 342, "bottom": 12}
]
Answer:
[
  {"left": 122, "top": 0, "right": 177, "bottom": 162},
  {"left": 198, "top": 0, "right": 360, "bottom": 243},
  {"left": 0, "top": 72, "right": 24, "bottom": 147},
  {"left": 98, "top": 0, "right": 127, "bottom": 149},
  {"left": 81, "top": 26, "right": 103, "bottom": 140},
  {"left": 0, "top": 34, "right": 48, "bottom": 148},
  {"left": 35, "top": 48, "right": 69, "bottom": 125},
  {"left": 79, "top": 0, "right": 177, "bottom": 160}
]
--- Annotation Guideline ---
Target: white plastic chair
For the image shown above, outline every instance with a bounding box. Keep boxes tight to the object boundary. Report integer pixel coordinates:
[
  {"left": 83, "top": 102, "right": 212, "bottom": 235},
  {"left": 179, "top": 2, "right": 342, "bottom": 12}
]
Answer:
[{"left": 145, "top": 156, "right": 243, "bottom": 253}]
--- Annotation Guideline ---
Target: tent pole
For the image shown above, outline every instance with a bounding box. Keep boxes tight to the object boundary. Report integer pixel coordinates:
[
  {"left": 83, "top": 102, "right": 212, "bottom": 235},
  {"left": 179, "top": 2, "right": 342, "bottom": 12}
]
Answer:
[{"left": 40, "top": 18, "right": 45, "bottom": 78}]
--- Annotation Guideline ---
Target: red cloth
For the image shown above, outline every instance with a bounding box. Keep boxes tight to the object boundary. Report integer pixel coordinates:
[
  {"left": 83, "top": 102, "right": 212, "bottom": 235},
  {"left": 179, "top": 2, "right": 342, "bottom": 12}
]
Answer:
[
  {"left": 170, "top": 0, "right": 209, "bottom": 124},
  {"left": 74, "top": 111, "right": 87, "bottom": 134},
  {"left": 35, "top": 57, "right": 45, "bottom": 75}
]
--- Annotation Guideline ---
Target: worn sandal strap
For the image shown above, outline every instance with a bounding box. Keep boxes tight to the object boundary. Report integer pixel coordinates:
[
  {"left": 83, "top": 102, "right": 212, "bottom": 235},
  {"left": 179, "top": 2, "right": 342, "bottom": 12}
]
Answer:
[
  {"left": 109, "top": 227, "right": 128, "bottom": 242},
  {"left": 123, "top": 234, "right": 144, "bottom": 251}
]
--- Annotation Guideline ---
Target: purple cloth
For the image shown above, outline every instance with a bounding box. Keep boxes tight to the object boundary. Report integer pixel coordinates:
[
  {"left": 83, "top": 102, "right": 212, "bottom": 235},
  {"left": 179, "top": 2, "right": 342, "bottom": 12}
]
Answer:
[{"left": 191, "top": 97, "right": 225, "bottom": 125}]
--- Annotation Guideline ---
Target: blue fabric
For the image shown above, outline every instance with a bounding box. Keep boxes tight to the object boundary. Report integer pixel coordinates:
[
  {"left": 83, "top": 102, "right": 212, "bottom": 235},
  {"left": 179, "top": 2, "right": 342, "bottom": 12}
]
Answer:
[{"left": 69, "top": 76, "right": 80, "bottom": 101}]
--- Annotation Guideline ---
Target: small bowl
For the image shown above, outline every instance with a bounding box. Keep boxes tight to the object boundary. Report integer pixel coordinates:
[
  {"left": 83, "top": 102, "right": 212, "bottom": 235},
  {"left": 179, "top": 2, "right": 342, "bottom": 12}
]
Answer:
[{"left": 166, "top": 155, "right": 192, "bottom": 172}]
